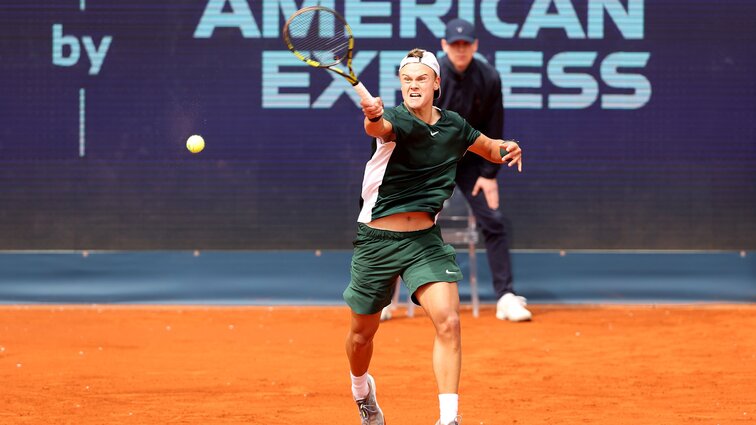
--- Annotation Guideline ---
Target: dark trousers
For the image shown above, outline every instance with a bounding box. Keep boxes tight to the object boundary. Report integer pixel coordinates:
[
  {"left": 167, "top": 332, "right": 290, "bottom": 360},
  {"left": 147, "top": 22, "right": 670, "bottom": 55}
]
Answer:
[{"left": 455, "top": 166, "right": 514, "bottom": 298}]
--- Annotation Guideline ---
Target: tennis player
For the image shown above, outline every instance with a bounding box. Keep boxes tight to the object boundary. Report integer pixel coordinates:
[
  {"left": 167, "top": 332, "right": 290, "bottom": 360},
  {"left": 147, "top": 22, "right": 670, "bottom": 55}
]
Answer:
[{"left": 343, "top": 48, "right": 522, "bottom": 425}]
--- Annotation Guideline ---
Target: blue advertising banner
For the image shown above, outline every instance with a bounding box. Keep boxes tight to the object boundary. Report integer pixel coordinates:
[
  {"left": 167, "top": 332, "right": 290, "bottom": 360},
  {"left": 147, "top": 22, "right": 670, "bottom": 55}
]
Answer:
[{"left": 1, "top": 0, "right": 754, "bottom": 249}]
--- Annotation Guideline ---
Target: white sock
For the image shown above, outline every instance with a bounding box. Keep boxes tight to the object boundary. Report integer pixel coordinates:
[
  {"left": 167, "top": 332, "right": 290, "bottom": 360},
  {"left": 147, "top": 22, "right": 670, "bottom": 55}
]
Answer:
[
  {"left": 439, "top": 393, "right": 459, "bottom": 424},
  {"left": 351, "top": 372, "right": 369, "bottom": 400}
]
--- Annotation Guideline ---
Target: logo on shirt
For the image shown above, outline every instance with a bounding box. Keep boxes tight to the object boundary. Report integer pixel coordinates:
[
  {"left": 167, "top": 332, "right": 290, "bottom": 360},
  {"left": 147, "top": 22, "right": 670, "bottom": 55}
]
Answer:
[{"left": 430, "top": 130, "right": 439, "bottom": 137}]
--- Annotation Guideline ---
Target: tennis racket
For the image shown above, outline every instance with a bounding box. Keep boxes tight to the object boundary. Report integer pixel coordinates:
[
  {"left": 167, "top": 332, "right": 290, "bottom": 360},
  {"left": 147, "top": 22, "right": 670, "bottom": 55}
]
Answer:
[{"left": 282, "top": 6, "right": 376, "bottom": 106}]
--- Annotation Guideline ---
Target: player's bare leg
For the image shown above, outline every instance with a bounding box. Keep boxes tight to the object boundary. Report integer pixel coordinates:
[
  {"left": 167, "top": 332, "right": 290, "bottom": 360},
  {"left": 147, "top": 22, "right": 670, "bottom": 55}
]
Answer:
[
  {"left": 346, "top": 311, "right": 381, "bottom": 375},
  {"left": 346, "top": 311, "right": 385, "bottom": 424},
  {"left": 415, "top": 281, "right": 462, "bottom": 393}
]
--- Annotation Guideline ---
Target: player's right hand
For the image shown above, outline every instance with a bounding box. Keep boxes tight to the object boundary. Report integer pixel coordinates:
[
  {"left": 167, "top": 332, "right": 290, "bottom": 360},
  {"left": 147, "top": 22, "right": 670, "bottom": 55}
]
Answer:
[{"left": 362, "top": 97, "right": 384, "bottom": 121}]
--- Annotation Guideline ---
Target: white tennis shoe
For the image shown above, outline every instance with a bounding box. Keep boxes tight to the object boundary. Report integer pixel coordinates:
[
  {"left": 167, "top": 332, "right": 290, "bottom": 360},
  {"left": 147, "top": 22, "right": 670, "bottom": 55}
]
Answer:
[
  {"left": 355, "top": 374, "right": 384, "bottom": 425},
  {"left": 496, "top": 293, "right": 532, "bottom": 322},
  {"left": 380, "top": 306, "right": 392, "bottom": 321}
]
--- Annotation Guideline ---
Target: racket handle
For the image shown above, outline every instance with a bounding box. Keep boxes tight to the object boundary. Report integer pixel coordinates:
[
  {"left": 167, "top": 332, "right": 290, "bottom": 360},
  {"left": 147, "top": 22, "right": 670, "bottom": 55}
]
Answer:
[{"left": 352, "top": 82, "right": 376, "bottom": 106}]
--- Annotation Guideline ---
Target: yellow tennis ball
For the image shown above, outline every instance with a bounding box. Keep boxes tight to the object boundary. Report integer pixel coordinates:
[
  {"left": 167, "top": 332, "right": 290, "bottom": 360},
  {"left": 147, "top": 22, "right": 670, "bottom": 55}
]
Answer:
[{"left": 186, "top": 135, "right": 205, "bottom": 154}]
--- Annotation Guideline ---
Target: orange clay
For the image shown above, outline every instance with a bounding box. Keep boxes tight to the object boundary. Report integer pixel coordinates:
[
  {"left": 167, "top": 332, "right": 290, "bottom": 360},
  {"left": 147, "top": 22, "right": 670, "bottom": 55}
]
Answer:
[{"left": 1, "top": 305, "right": 754, "bottom": 424}]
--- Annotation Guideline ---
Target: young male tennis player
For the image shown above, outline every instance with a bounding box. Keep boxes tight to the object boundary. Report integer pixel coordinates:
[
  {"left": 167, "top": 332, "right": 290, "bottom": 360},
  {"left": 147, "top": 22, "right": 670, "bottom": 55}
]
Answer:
[{"left": 343, "top": 48, "right": 522, "bottom": 425}]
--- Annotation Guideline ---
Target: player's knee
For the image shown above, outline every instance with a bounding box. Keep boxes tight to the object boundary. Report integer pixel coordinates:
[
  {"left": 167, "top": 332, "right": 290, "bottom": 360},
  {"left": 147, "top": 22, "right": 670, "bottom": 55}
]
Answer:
[
  {"left": 348, "top": 330, "right": 375, "bottom": 348},
  {"left": 435, "top": 311, "right": 461, "bottom": 341}
]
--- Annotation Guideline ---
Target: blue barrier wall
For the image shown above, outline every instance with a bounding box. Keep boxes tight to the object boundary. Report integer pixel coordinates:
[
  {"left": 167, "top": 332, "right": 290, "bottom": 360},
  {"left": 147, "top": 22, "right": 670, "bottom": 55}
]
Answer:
[{"left": 0, "top": 251, "right": 753, "bottom": 304}]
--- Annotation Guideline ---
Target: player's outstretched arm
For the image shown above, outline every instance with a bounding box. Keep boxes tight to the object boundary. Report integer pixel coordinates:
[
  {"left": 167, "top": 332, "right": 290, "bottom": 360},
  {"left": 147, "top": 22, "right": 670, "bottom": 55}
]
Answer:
[
  {"left": 361, "top": 97, "right": 394, "bottom": 141},
  {"left": 468, "top": 134, "right": 523, "bottom": 172}
]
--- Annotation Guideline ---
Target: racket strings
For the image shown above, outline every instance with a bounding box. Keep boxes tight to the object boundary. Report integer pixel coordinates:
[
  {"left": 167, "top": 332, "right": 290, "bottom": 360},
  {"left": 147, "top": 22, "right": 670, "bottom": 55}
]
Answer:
[{"left": 287, "top": 12, "right": 350, "bottom": 65}]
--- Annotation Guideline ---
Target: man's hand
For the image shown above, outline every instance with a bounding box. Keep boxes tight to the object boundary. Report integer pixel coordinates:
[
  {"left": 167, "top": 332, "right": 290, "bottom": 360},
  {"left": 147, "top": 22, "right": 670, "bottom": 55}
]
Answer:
[
  {"left": 472, "top": 176, "right": 500, "bottom": 210},
  {"left": 500, "top": 141, "right": 523, "bottom": 172},
  {"left": 361, "top": 97, "right": 384, "bottom": 122}
]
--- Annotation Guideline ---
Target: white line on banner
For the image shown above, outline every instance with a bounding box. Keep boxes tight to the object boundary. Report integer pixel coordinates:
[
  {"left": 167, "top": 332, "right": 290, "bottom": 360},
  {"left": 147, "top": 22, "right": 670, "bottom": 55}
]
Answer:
[{"left": 79, "top": 88, "right": 85, "bottom": 157}]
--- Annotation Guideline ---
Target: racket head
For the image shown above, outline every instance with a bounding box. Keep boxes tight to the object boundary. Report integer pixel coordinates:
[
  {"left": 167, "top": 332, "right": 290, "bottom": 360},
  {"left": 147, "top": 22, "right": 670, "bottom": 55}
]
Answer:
[{"left": 282, "top": 6, "right": 354, "bottom": 70}]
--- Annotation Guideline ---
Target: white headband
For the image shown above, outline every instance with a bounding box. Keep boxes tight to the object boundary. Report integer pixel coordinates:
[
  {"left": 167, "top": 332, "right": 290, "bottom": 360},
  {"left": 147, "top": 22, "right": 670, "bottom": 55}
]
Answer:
[{"left": 399, "top": 51, "right": 441, "bottom": 77}]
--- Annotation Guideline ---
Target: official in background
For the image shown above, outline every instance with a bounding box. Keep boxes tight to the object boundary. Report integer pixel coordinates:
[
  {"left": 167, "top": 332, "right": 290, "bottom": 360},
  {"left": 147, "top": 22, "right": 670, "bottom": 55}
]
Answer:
[{"left": 436, "top": 18, "right": 532, "bottom": 322}]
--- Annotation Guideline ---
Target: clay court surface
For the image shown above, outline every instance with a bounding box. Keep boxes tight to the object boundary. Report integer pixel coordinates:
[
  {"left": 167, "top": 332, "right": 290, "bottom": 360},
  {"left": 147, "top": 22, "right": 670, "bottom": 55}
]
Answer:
[{"left": 1, "top": 305, "right": 754, "bottom": 424}]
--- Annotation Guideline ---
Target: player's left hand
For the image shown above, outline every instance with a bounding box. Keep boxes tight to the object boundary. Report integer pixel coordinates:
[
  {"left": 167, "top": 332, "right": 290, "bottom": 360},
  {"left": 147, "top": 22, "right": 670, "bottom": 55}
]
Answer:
[
  {"left": 500, "top": 141, "right": 523, "bottom": 172},
  {"left": 472, "top": 177, "right": 499, "bottom": 210}
]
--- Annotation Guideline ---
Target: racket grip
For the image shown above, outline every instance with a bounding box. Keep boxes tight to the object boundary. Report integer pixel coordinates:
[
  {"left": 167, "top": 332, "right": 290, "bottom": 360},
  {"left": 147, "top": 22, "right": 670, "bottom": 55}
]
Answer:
[{"left": 352, "top": 82, "right": 376, "bottom": 106}]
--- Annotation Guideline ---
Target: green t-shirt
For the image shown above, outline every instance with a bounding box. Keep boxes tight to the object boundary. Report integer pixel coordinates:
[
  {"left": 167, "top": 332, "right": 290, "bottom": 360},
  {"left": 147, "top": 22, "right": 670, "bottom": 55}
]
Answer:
[{"left": 358, "top": 103, "right": 482, "bottom": 223}]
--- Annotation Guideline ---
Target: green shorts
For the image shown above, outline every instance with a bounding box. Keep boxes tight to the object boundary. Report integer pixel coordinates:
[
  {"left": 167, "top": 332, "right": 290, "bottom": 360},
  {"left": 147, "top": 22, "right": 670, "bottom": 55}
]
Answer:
[{"left": 343, "top": 223, "right": 463, "bottom": 315}]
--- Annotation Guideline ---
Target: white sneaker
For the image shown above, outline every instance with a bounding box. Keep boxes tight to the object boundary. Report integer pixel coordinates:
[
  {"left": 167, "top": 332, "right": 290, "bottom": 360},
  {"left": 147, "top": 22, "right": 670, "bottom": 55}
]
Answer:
[
  {"left": 355, "top": 375, "right": 385, "bottom": 424},
  {"left": 380, "top": 306, "right": 392, "bottom": 321},
  {"left": 496, "top": 293, "right": 532, "bottom": 322}
]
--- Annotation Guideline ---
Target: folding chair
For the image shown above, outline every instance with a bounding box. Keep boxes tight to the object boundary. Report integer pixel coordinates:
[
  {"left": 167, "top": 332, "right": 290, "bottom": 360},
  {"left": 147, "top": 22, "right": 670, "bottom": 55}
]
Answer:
[{"left": 380, "top": 189, "right": 480, "bottom": 320}]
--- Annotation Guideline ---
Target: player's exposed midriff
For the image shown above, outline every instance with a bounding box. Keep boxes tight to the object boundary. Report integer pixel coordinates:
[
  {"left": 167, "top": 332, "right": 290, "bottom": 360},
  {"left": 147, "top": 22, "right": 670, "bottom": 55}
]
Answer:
[{"left": 366, "top": 212, "right": 434, "bottom": 232}]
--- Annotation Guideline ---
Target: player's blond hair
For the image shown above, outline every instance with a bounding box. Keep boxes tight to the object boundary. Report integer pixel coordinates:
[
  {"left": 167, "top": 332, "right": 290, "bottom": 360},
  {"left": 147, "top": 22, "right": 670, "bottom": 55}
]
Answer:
[
  {"left": 406, "top": 48, "right": 426, "bottom": 60},
  {"left": 404, "top": 48, "right": 438, "bottom": 77}
]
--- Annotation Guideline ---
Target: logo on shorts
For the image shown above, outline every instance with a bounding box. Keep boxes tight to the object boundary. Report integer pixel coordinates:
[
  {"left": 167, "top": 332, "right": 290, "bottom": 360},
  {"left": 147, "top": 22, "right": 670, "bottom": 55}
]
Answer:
[{"left": 445, "top": 269, "right": 457, "bottom": 275}]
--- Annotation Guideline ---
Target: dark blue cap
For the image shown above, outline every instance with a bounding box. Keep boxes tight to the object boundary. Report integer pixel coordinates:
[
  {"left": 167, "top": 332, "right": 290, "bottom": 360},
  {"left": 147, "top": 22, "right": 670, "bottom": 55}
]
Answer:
[{"left": 445, "top": 18, "right": 476, "bottom": 43}]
